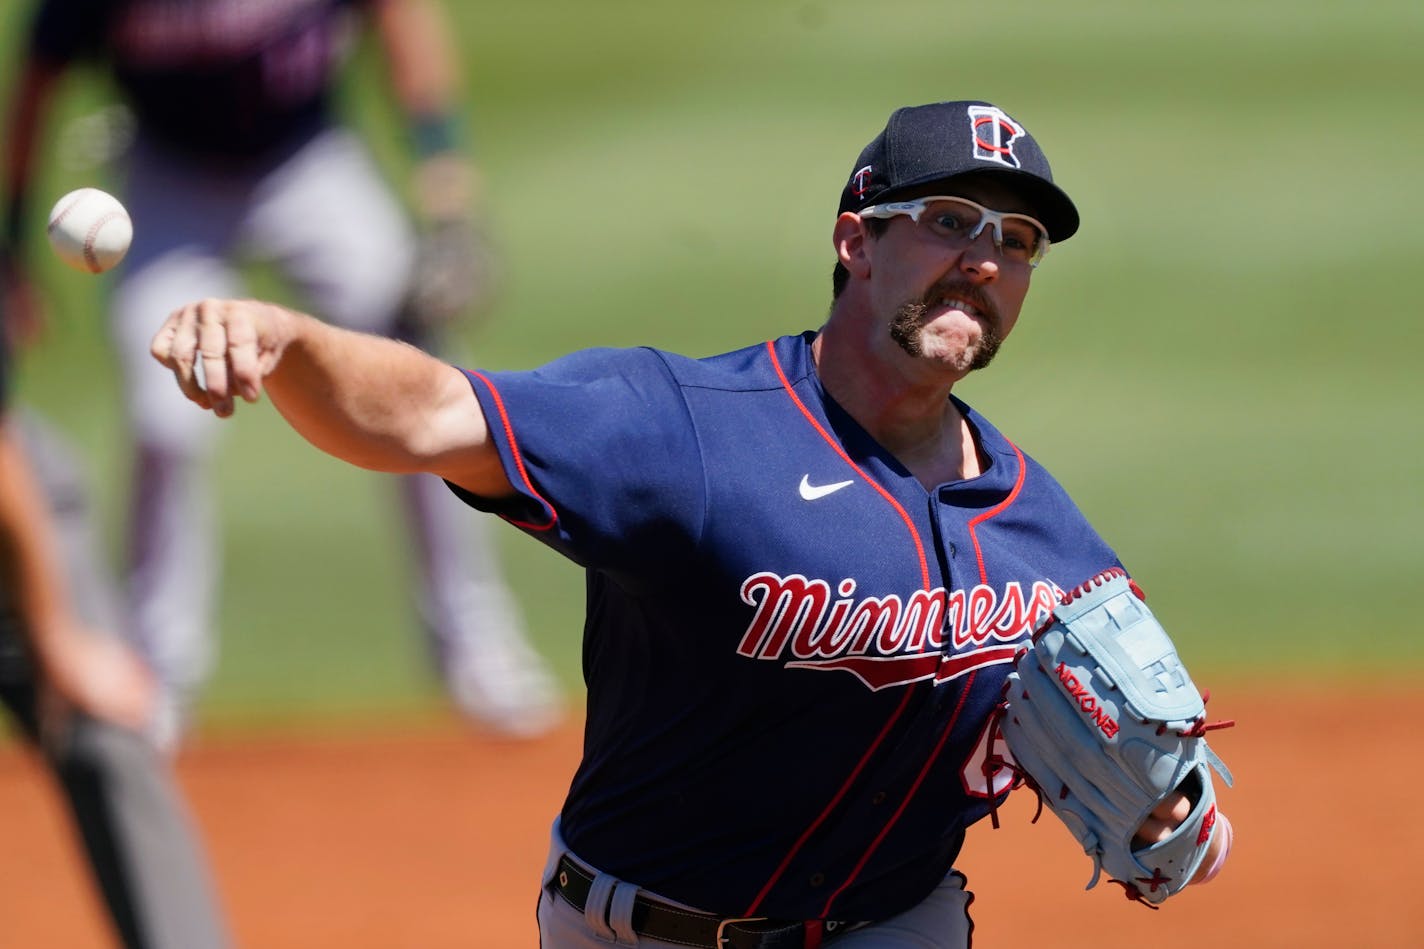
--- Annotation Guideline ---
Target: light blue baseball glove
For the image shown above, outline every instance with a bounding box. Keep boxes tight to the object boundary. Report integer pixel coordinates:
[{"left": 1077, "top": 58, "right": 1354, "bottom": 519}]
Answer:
[{"left": 995, "top": 568, "right": 1234, "bottom": 905}]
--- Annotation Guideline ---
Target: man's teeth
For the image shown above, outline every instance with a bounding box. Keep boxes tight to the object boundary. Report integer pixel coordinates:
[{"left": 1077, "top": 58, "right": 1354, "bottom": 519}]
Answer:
[{"left": 940, "top": 298, "right": 979, "bottom": 316}]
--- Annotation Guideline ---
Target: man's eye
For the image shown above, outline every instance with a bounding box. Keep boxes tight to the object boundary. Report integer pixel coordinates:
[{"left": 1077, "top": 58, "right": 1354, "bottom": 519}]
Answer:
[
  {"left": 1002, "top": 225, "right": 1042, "bottom": 253},
  {"left": 933, "top": 213, "right": 969, "bottom": 231}
]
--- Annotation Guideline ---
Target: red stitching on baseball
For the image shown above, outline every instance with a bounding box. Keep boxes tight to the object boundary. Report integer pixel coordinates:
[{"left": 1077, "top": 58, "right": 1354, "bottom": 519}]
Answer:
[
  {"left": 47, "top": 194, "right": 83, "bottom": 234},
  {"left": 84, "top": 210, "right": 124, "bottom": 273}
]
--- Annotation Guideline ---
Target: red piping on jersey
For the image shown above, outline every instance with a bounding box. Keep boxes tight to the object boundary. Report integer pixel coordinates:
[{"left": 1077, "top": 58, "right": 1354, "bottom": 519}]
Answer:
[
  {"left": 818, "top": 671, "right": 978, "bottom": 918},
  {"left": 745, "top": 685, "right": 917, "bottom": 915},
  {"left": 966, "top": 439, "right": 1026, "bottom": 583},
  {"left": 763, "top": 342, "right": 931, "bottom": 587},
  {"left": 747, "top": 340, "right": 932, "bottom": 916},
  {"left": 466, "top": 370, "right": 558, "bottom": 532}
]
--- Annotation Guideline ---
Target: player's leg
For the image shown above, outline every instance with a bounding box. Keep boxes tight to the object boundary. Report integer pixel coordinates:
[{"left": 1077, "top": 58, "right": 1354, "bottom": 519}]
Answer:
[
  {"left": 0, "top": 665, "right": 229, "bottom": 949},
  {"left": 241, "top": 128, "right": 416, "bottom": 336},
  {"left": 248, "top": 128, "right": 561, "bottom": 734},
  {"left": 47, "top": 715, "right": 231, "bottom": 949},
  {"left": 110, "top": 139, "right": 248, "bottom": 749},
  {"left": 0, "top": 414, "right": 229, "bottom": 949}
]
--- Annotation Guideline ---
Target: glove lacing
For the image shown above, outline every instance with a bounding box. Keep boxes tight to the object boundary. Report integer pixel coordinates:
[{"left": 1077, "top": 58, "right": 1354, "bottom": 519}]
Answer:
[
  {"left": 983, "top": 671, "right": 1042, "bottom": 831},
  {"left": 987, "top": 660, "right": 1237, "bottom": 908}
]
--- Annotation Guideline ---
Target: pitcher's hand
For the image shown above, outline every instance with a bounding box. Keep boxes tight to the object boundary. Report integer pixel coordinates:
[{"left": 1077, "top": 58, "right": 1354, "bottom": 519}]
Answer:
[
  {"left": 150, "top": 298, "right": 295, "bottom": 417},
  {"left": 1133, "top": 793, "right": 1232, "bottom": 886}
]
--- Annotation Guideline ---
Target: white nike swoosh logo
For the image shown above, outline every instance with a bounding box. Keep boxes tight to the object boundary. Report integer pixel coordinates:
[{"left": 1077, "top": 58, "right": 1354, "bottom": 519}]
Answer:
[{"left": 799, "top": 474, "right": 854, "bottom": 501}]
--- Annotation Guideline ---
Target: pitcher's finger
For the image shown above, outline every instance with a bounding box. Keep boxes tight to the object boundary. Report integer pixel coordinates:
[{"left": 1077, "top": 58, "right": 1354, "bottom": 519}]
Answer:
[
  {"left": 153, "top": 304, "right": 212, "bottom": 409},
  {"left": 1132, "top": 814, "right": 1170, "bottom": 849},
  {"left": 1151, "top": 793, "right": 1192, "bottom": 825},
  {"left": 196, "top": 301, "right": 236, "bottom": 416},
  {"left": 1133, "top": 792, "right": 1194, "bottom": 849},
  {"left": 223, "top": 306, "right": 265, "bottom": 403}
]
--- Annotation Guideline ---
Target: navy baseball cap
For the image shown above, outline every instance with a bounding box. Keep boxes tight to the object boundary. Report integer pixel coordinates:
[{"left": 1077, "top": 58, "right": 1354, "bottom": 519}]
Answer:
[{"left": 838, "top": 101, "right": 1079, "bottom": 243}]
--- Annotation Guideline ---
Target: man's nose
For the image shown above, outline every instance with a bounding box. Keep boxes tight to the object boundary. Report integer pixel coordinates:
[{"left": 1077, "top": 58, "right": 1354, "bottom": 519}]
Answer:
[{"left": 959, "top": 228, "right": 1001, "bottom": 282}]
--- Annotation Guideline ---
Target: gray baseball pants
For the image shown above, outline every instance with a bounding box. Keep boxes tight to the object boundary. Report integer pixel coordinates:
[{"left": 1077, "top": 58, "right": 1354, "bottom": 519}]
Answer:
[{"left": 535, "top": 820, "right": 976, "bottom": 948}]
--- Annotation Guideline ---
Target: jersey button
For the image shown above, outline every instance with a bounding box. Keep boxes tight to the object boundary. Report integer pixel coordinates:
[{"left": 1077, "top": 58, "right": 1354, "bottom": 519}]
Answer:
[
  {"left": 871, "top": 791, "right": 887, "bottom": 805},
  {"left": 809, "top": 872, "right": 826, "bottom": 888}
]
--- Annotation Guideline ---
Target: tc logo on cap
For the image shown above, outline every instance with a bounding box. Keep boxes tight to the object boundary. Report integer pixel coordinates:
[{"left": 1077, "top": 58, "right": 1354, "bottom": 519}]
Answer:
[
  {"left": 968, "top": 105, "right": 1024, "bottom": 169},
  {"left": 851, "top": 164, "right": 874, "bottom": 198}
]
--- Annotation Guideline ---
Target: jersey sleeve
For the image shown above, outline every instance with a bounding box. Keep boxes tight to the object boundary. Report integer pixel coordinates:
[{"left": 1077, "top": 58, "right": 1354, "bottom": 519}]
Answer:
[{"left": 452, "top": 347, "right": 706, "bottom": 573}]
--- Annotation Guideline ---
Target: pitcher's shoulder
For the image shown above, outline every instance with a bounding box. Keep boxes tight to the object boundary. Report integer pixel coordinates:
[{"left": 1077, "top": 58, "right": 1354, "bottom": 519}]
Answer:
[{"left": 653, "top": 332, "right": 817, "bottom": 393}]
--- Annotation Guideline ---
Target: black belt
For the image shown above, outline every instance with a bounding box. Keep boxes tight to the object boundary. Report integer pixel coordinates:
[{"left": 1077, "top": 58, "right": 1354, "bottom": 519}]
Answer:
[{"left": 549, "top": 854, "right": 864, "bottom": 949}]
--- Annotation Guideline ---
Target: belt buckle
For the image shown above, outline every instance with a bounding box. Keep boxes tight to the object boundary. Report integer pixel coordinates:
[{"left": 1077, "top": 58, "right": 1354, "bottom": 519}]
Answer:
[{"left": 715, "top": 916, "right": 769, "bottom": 948}]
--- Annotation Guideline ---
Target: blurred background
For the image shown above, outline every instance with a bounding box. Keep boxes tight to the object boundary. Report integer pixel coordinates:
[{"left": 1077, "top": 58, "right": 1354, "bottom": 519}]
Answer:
[{"left": 0, "top": 0, "right": 1418, "bottom": 737}]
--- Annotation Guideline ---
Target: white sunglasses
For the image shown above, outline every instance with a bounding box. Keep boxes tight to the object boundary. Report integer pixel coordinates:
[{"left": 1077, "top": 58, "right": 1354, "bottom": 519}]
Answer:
[{"left": 857, "top": 195, "right": 1050, "bottom": 268}]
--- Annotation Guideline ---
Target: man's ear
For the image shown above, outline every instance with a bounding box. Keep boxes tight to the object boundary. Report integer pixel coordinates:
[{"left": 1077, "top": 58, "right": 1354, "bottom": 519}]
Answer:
[{"left": 833, "top": 212, "right": 873, "bottom": 280}]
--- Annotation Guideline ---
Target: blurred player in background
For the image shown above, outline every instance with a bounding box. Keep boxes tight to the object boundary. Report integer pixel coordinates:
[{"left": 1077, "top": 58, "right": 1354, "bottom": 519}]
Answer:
[
  {"left": 0, "top": 0, "right": 561, "bottom": 748},
  {"left": 0, "top": 322, "right": 228, "bottom": 945}
]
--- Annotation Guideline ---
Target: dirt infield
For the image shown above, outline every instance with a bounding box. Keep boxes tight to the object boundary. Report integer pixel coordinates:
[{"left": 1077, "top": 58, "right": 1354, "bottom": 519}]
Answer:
[{"left": 2, "top": 684, "right": 1417, "bottom": 947}]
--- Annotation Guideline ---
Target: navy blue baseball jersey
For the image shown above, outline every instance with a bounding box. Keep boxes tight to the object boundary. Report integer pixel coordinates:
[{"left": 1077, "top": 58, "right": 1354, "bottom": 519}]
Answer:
[
  {"left": 29, "top": 0, "right": 369, "bottom": 160},
  {"left": 455, "top": 331, "right": 1121, "bottom": 922}
]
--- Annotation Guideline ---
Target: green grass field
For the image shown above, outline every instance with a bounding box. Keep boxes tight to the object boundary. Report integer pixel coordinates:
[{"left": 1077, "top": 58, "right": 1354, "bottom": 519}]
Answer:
[{"left": 3, "top": 1, "right": 1419, "bottom": 732}]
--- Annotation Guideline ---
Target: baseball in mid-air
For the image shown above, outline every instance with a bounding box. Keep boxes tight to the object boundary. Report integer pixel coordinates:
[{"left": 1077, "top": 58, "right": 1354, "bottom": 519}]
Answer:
[{"left": 47, "top": 187, "right": 133, "bottom": 274}]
